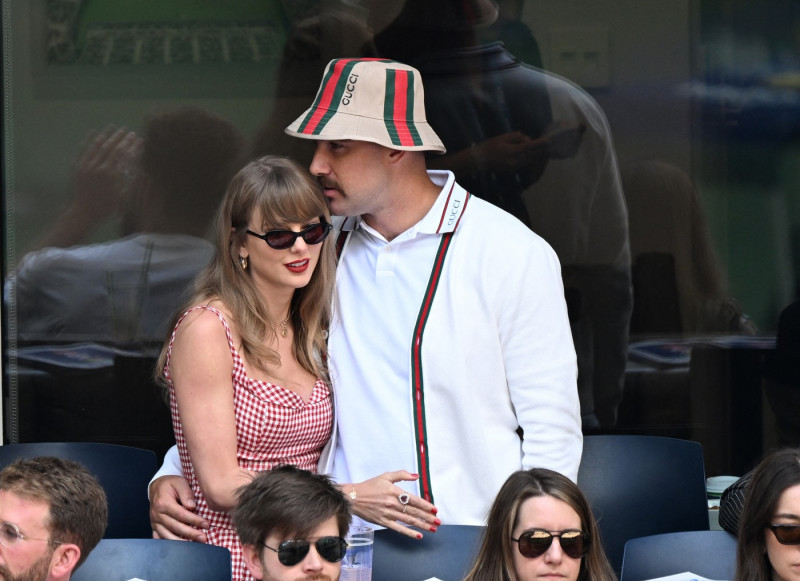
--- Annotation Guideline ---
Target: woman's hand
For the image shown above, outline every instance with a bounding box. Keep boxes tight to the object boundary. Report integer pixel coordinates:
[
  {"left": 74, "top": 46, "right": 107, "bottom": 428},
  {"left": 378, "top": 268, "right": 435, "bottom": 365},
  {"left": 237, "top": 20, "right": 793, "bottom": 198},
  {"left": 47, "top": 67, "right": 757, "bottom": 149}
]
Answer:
[{"left": 345, "top": 471, "right": 441, "bottom": 539}]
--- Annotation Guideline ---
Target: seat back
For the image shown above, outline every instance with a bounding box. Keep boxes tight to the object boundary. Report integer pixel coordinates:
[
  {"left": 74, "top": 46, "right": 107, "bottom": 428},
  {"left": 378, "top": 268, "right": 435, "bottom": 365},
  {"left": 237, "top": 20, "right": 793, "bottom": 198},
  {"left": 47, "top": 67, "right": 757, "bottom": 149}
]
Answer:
[
  {"left": 71, "top": 538, "right": 232, "bottom": 581},
  {"left": 578, "top": 435, "right": 709, "bottom": 574},
  {"left": 0, "top": 442, "right": 157, "bottom": 538},
  {"left": 620, "top": 530, "right": 737, "bottom": 581},
  {"left": 373, "top": 525, "right": 484, "bottom": 581}
]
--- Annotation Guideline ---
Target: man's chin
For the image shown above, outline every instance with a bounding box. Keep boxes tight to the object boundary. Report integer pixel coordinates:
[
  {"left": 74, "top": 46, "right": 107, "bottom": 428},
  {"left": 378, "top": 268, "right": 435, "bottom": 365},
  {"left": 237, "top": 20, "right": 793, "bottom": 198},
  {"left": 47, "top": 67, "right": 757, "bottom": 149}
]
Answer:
[{"left": 326, "top": 200, "right": 347, "bottom": 217}]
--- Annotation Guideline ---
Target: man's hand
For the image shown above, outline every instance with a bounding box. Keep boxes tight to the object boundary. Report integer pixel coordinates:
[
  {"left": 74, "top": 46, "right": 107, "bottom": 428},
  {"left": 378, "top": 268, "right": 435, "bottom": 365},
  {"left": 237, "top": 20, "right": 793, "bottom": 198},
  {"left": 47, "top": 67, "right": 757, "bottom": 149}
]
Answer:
[
  {"left": 29, "top": 126, "right": 143, "bottom": 252},
  {"left": 544, "top": 121, "right": 586, "bottom": 159},
  {"left": 471, "top": 131, "right": 549, "bottom": 173},
  {"left": 149, "top": 475, "right": 209, "bottom": 542},
  {"left": 345, "top": 471, "right": 441, "bottom": 539}
]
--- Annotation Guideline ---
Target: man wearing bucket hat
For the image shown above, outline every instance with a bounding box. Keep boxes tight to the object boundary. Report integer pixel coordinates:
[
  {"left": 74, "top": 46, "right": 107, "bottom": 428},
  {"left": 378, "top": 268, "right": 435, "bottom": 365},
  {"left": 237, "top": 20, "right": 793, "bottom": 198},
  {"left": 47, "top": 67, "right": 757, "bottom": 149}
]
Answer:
[{"left": 149, "top": 57, "right": 581, "bottom": 539}]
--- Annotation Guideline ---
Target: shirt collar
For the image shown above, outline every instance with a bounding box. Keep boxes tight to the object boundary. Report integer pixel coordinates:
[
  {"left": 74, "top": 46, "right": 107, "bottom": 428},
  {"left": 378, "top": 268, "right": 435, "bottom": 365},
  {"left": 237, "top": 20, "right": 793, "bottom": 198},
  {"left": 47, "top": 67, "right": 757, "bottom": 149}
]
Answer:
[
  {"left": 417, "top": 170, "right": 470, "bottom": 234},
  {"left": 336, "top": 170, "right": 470, "bottom": 236}
]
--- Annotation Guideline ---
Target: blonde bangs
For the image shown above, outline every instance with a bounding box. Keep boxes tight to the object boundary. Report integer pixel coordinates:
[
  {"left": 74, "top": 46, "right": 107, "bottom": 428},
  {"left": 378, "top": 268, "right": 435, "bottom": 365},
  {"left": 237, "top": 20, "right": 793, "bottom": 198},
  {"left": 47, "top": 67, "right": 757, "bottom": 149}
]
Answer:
[{"left": 253, "top": 166, "right": 330, "bottom": 231}]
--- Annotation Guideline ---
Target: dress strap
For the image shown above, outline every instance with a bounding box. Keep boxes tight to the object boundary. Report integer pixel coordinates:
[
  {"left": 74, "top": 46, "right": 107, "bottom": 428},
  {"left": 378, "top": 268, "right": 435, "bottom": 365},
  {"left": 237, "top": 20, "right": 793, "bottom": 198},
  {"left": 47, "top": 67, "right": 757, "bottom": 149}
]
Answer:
[{"left": 164, "top": 305, "right": 239, "bottom": 380}]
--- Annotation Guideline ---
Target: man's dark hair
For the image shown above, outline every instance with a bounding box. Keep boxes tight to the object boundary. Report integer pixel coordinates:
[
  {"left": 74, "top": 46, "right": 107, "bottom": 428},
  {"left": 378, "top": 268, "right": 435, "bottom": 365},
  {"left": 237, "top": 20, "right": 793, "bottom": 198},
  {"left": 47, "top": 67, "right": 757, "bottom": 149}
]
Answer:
[
  {"left": 0, "top": 456, "right": 108, "bottom": 567},
  {"left": 232, "top": 465, "right": 351, "bottom": 546}
]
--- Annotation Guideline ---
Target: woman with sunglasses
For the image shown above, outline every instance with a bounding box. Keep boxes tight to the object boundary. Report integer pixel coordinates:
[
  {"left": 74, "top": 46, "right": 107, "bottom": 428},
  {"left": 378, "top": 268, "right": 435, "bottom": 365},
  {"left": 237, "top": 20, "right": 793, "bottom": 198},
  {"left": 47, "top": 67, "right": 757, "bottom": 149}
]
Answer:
[
  {"left": 463, "top": 468, "right": 616, "bottom": 581},
  {"left": 156, "top": 155, "right": 337, "bottom": 581},
  {"left": 735, "top": 447, "right": 800, "bottom": 581}
]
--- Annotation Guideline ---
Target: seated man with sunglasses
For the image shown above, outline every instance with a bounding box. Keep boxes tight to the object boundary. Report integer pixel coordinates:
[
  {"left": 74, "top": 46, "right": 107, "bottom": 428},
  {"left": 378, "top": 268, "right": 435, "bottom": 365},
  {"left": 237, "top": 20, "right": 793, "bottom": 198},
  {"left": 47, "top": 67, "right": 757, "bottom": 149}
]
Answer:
[
  {"left": 0, "top": 457, "right": 108, "bottom": 581},
  {"left": 232, "top": 465, "right": 351, "bottom": 581}
]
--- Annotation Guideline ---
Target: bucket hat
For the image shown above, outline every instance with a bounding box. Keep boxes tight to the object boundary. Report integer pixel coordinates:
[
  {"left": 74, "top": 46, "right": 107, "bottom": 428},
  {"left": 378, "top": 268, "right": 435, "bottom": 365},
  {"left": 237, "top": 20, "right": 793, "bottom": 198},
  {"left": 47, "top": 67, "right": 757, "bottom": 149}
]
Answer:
[{"left": 285, "top": 58, "right": 446, "bottom": 153}]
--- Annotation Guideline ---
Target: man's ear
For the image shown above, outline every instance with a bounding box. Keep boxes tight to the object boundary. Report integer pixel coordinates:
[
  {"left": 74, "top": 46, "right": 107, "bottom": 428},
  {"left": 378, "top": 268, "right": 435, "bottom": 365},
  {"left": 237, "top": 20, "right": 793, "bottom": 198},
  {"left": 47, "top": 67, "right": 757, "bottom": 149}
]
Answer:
[
  {"left": 243, "top": 543, "right": 265, "bottom": 580},
  {"left": 386, "top": 148, "right": 407, "bottom": 164},
  {"left": 49, "top": 543, "right": 81, "bottom": 579}
]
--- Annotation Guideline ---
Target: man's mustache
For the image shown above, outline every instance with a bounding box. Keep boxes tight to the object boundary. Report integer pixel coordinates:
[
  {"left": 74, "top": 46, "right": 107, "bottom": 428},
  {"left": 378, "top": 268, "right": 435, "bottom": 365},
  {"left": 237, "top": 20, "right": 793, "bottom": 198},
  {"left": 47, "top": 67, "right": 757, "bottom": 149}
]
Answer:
[{"left": 317, "top": 177, "right": 340, "bottom": 190}]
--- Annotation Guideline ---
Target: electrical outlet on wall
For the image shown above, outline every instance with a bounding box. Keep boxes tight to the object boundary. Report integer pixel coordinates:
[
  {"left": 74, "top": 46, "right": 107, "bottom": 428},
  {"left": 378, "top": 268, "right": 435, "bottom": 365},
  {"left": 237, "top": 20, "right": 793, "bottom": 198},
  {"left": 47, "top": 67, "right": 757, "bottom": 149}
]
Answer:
[{"left": 549, "top": 26, "right": 611, "bottom": 89}]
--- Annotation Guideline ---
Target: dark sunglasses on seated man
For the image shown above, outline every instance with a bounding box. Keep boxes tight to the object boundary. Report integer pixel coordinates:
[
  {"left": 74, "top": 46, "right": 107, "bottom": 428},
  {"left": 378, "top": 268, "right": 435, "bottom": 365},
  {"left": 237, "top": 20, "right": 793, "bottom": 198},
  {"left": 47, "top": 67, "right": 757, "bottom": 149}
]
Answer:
[
  {"left": 512, "top": 529, "right": 590, "bottom": 560},
  {"left": 768, "top": 524, "right": 800, "bottom": 545},
  {"left": 247, "top": 220, "right": 332, "bottom": 250},
  {"left": 263, "top": 536, "right": 348, "bottom": 567}
]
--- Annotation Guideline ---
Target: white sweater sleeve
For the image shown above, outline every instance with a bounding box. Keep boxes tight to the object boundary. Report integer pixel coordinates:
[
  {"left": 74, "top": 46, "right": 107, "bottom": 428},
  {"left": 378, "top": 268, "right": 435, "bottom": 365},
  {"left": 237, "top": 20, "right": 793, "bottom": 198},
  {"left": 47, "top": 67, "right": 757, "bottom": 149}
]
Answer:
[
  {"left": 147, "top": 445, "right": 185, "bottom": 497},
  {"left": 503, "top": 237, "right": 583, "bottom": 481}
]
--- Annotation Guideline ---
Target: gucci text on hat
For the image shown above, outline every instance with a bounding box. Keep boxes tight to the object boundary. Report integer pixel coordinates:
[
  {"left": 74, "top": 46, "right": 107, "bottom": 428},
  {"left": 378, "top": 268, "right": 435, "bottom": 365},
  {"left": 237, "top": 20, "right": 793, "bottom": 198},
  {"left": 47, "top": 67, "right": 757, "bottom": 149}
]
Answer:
[{"left": 285, "top": 58, "right": 446, "bottom": 153}]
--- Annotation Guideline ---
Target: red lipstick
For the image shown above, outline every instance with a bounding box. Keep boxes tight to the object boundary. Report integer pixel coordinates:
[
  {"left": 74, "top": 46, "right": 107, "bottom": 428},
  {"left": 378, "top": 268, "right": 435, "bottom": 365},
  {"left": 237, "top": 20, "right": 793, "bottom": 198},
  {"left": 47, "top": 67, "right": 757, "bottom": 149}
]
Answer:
[{"left": 286, "top": 259, "right": 309, "bottom": 273}]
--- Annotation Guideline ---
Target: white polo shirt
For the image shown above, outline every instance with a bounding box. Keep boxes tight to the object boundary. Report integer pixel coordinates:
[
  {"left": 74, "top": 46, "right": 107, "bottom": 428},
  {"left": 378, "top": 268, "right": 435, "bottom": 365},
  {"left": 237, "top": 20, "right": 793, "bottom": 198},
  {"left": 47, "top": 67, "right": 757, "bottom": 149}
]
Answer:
[{"left": 323, "top": 170, "right": 581, "bottom": 526}]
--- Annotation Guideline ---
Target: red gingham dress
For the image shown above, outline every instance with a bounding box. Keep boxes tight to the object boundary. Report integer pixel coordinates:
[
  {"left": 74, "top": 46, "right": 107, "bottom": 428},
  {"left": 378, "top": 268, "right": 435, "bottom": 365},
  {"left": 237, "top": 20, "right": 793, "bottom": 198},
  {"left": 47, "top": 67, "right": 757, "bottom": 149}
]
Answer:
[{"left": 166, "top": 305, "right": 333, "bottom": 581}]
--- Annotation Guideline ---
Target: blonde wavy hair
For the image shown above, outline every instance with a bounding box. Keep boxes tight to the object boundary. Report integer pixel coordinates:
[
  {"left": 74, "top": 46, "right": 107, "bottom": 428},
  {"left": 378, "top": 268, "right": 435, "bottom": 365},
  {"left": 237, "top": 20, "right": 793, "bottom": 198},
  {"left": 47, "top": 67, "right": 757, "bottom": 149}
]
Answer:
[{"left": 157, "top": 155, "right": 336, "bottom": 381}]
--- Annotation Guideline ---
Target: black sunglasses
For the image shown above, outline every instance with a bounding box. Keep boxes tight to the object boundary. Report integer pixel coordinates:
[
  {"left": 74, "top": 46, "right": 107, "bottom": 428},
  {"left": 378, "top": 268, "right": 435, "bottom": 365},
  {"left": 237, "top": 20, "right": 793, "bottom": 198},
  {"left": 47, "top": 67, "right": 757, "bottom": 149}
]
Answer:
[
  {"left": 768, "top": 524, "right": 800, "bottom": 545},
  {"left": 263, "top": 536, "right": 348, "bottom": 567},
  {"left": 512, "top": 529, "right": 589, "bottom": 560},
  {"left": 247, "top": 221, "right": 332, "bottom": 250}
]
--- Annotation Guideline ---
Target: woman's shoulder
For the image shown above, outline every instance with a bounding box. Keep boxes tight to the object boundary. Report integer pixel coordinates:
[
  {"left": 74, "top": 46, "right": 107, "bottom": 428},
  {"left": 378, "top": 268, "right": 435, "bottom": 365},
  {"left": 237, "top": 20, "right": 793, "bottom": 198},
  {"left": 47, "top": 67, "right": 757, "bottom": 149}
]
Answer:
[{"left": 174, "top": 300, "right": 236, "bottom": 339}]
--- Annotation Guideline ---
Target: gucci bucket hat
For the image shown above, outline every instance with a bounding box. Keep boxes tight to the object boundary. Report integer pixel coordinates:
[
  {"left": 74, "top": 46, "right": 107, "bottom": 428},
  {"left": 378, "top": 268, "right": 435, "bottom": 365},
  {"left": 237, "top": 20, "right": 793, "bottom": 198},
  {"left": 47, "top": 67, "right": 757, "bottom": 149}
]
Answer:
[{"left": 285, "top": 58, "right": 446, "bottom": 153}]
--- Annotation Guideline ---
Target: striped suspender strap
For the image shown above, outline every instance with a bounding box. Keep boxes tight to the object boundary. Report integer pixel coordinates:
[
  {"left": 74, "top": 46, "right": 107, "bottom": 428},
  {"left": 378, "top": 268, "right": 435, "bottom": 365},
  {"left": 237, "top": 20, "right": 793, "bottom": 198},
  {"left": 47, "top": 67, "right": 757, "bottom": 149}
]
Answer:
[
  {"left": 335, "top": 229, "right": 350, "bottom": 260},
  {"left": 411, "top": 188, "right": 471, "bottom": 504},
  {"left": 333, "top": 189, "right": 469, "bottom": 505},
  {"left": 410, "top": 232, "right": 455, "bottom": 505}
]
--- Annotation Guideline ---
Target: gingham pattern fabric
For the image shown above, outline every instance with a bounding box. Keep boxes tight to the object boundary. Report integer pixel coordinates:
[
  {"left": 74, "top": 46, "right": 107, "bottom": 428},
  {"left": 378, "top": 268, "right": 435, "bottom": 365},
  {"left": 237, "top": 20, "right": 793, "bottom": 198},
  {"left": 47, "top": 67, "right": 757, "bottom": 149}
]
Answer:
[{"left": 166, "top": 305, "right": 333, "bottom": 581}]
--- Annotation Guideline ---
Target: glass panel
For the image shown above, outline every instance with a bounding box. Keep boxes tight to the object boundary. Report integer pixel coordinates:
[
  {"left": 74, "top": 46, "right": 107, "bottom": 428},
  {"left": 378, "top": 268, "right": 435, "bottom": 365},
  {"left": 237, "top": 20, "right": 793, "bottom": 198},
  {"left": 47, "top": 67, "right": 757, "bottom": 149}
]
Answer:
[{"left": 2, "top": 0, "right": 795, "bottom": 478}]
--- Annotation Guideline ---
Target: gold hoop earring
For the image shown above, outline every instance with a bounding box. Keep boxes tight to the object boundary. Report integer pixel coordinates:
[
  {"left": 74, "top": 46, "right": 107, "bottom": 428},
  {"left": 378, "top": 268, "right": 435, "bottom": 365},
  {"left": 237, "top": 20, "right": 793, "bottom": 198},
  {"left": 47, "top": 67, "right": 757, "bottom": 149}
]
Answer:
[{"left": 239, "top": 256, "right": 248, "bottom": 271}]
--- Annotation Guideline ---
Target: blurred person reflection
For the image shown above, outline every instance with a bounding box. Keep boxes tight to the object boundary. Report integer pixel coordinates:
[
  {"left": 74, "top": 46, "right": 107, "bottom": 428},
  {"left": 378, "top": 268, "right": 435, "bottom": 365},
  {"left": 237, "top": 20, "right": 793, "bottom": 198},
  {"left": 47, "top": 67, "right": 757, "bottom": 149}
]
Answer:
[
  {"left": 621, "top": 159, "right": 756, "bottom": 336},
  {"left": 763, "top": 299, "right": 800, "bottom": 447},
  {"left": 372, "top": 0, "right": 632, "bottom": 430},
  {"left": 718, "top": 308, "right": 800, "bottom": 536},
  {"left": 250, "top": 0, "right": 377, "bottom": 166},
  {"left": 715, "top": 297, "right": 800, "bottom": 537},
  {"left": 478, "top": 0, "right": 544, "bottom": 69},
  {"left": 8, "top": 106, "right": 246, "bottom": 346}
]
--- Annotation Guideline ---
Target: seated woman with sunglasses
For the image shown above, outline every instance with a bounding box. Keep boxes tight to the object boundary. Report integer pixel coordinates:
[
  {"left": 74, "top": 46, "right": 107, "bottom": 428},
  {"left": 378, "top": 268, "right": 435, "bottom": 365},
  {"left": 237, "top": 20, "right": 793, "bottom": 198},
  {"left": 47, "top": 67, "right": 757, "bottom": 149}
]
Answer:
[
  {"left": 155, "top": 155, "right": 338, "bottom": 581},
  {"left": 735, "top": 447, "right": 800, "bottom": 581},
  {"left": 463, "top": 468, "right": 616, "bottom": 581}
]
